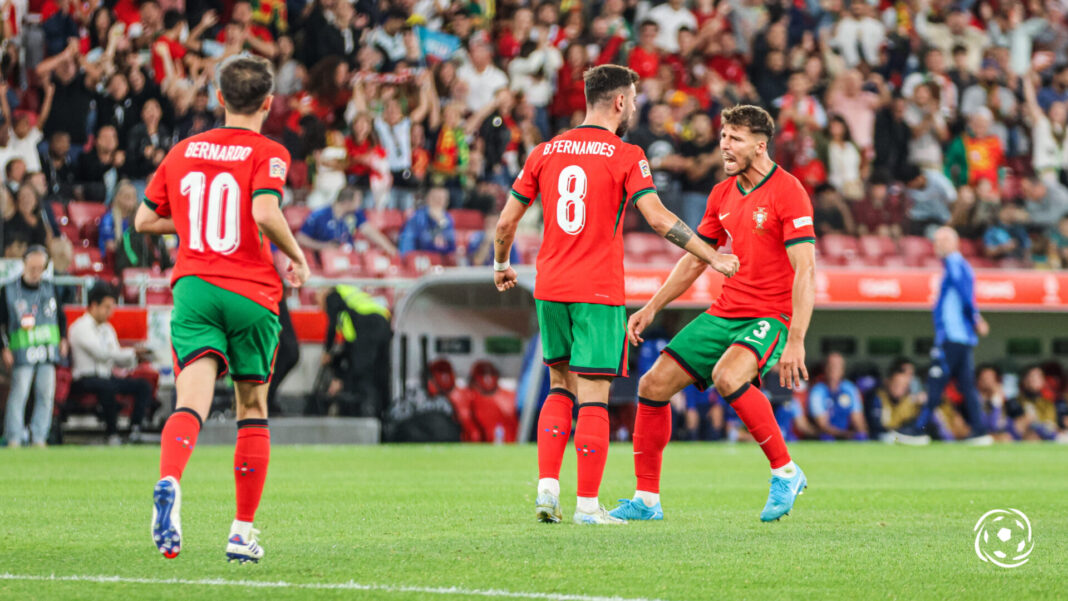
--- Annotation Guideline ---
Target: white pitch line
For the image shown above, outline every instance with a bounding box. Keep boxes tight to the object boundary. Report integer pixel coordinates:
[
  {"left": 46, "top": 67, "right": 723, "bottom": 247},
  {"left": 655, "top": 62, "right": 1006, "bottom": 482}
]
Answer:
[{"left": 0, "top": 573, "right": 675, "bottom": 601}]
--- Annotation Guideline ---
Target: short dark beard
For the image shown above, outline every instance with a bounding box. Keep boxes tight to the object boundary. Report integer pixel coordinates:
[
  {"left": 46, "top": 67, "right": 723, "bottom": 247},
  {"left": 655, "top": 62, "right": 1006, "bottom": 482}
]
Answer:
[{"left": 615, "top": 117, "right": 630, "bottom": 137}]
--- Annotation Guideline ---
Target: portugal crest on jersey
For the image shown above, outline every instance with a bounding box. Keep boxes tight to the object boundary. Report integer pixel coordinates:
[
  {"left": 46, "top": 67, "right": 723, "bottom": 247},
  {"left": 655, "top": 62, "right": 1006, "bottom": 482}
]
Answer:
[{"left": 753, "top": 207, "right": 768, "bottom": 230}]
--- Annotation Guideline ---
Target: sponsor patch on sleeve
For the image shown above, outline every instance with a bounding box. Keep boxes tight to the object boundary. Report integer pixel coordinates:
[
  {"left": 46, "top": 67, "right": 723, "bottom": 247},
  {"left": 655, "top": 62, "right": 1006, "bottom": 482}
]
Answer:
[
  {"left": 269, "top": 157, "right": 287, "bottom": 181},
  {"left": 793, "top": 216, "right": 813, "bottom": 228},
  {"left": 639, "top": 159, "right": 651, "bottom": 178}
]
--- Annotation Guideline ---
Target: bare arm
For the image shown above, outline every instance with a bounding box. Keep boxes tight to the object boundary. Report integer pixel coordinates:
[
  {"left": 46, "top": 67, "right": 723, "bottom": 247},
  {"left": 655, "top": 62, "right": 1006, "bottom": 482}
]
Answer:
[
  {"left": 816, "top": 414, "right": 852, "bottom": 439},
  {"left": 133, "top": 203, "right": 177, "bottom": 235},
  {"left": 492, "top": 197, "right": 529, "bottom": 291},
  {"left": 634, "top": 193, "right": 737, "bottom": 275},
  {"left": 358, "top": 222, "right": 398, "bottom": 256},
  {"left": 244, "top": 34, "right": 278, "bottom": 59},
  {"left": 295, "top": 231, "right": 335, "bottom": 251},
  {"left": 252, "top": 193, "right": 309, "bottom": 286},
  {"left": 778, "top": 242, "right": 816, "bottom": 389}
]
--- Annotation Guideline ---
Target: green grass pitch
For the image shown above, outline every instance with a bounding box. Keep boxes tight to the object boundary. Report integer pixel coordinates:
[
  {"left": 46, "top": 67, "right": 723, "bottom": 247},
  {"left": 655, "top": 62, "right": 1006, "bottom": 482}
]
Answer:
[{"left": 0, "top": 442, "right": 1065, "bottom": 601}]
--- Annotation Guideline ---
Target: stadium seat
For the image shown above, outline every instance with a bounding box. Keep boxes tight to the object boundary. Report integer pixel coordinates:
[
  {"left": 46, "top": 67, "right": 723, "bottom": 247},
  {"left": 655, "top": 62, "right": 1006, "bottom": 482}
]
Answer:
[
  {"left": 449, "top": 209, "right": 485, "bottom": 231},
  {"left": 50, "top": 201, "right": 68, "bottom": 225},
  {"left": 858, "top": 235, "right": 897, "bottom": 260},
  {"left": 514, "top": 233, "right": 541, "bottom": 263},
  {"left": 287, "top": 160, "right": 309, "bottom": 189},
  {"left": 366, "top": 209, "right": 405, "bottom": 238},
  {"left": 401, "top": 251, "right": 445, "bottom": 276},
  {"left": 283, "top": 205, "right": 311, "bottom": 232},
  {"left": 70, "top": 247, "right": 104, "bottom": 276},
  {"left": 59, "top": 223, "right": 82, "bottom": 244},
  {"left": 363, "top": 250, "right": 401, "bottom": 277},
  {"left": 970, "top": 257, "right": 996, "bottom": 268},
  {"left": 900, "top": 236, "right": 934, "bottom": 261},
  {"left": 959, "top": 238, "right": 980, "bottom": 258},
  {"left": 878, "top": 255, "right": 908, "bottom": 268},
  {"left": 819, "top": 233, "right": 860, "bottom": 259},
  {"left": 67, "top": 202, "right": 108, "bottom": 241},
  {"left": 623, "top": 232, "right": 667, "bottom": 262},
  {"left": 319, "top": 248, "right": 364, "bottom": 277}
]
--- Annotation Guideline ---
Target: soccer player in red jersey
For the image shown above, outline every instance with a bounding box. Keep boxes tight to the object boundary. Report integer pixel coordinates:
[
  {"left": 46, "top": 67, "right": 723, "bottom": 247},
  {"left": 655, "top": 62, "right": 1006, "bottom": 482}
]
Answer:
[
  {"left": 493, "top": 65, "right": 739, "bottom": 525},
  {"left": 135, "top": 55, "right": 310, "bottom": 562},
  {"left": 611, "top": 105, "right": 817, "bottom": 523}
]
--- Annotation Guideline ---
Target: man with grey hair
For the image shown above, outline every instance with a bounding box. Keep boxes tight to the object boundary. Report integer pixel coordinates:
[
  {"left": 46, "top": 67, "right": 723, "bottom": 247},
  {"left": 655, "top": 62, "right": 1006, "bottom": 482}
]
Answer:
[{"left": 0, "top": 245, "right": 68, "bottom": 447}]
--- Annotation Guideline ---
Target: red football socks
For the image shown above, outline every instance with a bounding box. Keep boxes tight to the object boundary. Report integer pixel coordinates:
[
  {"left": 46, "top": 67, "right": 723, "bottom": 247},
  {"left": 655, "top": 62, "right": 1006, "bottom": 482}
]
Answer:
[
  {"left": 633, "top": 398, "right": 672, "bottom": 493},
  {"left": 725, "top": 383, "right": 790, "bottom": 469},
  {"left": 159, "top": 408, "right": 202, "bottom": 481},
  {"left": 234, "top": 419, "right": 271, "bottom": 523},
  {"left": 574, "top": 403, "right": 610, "bottom": 498},
  {"left": 537, "top": 388, "right": 575, "bottom": 480}
]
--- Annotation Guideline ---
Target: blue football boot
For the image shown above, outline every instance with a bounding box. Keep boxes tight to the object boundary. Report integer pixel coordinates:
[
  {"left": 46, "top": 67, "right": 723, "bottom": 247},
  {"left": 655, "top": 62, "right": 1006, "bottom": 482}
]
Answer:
[
  {"left": 609, "top": 497, "right": 664, "bottom": 521},
  {"left": 760, "top": 465, "right": 807, "bottom": 522}
]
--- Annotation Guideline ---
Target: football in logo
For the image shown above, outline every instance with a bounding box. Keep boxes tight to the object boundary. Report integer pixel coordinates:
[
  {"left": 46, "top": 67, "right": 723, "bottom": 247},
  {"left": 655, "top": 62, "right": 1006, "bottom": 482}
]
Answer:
[
  {"left": 974, "top": 509, "right": 1034, "bottom": 568},
  {"left": 639, "top": 159, "right": 651, "bottom": 178},
  {"left": 269, "top": 157, "right": 287, "bottom": 181}
]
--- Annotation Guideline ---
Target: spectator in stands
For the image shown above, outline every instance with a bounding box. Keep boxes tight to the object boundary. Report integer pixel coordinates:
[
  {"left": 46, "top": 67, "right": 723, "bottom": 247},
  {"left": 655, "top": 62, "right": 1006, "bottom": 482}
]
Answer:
[
  {"left": 74, "top": 124, "right": 126, "bottom": 202},
  {"left": 904, "top": 81, "right": 950, "bottom": 171},
  {"left": 960, "top": 59, "right": 1015, "bottom": 136},
  {"left": 476, "top": 89, "right": 522, "bottom": 189},
  {"left": 1007, "top": 365, "right": 1068, "bottom": 441},
  {"left": 1037, "top": 63, "right": 1068, "bottom": 112},
  {"left": 1049, "top": 216, "right": 1068, "bottom": 268},
  {"left": 902, "top": 163, "right": 955, "bottom": 237},
  {"left": 509, "top": 35, "right": 563, "bottom": 139},
  {"left": 344, "top": 113, "right": 387, "bottom": 195},
  {"left": 628, "top": 21, "right": 661, "bottom": 81},
  {"left": 1023, "top": 64, "right": 1068, "bottom": 186},
  {"left": 398, "top": 187, "right": 455, "bottom": 257},
  {"left": 552, "top": 43, "right": 591, "bottom": 127},
  {"left": 98, "top": 180, "right": 139, "bottom": 255},
  {"left": 647, "top": 0, "right": 695, "bottom": 54},
  {"left": 947, "top": 44, "right": 978, "bottom": 97},
  {"left": 1021, "top": 176, "right": 1068, "bottom": 231},
  {"left": 871, "top": 359, "right": 925, "bottom": 442},
  {"left": 297, "top": 187, "right": 397, "bottom": 256},
  {"left": 679, "top": 112, "right": 720, "bottom": 228},
  {"left": 830, "top": 0, "right": 885, "bottom": 68},
  {"left": 944, "top": 107, "right": 1004, "bottom": 188},
  {"left": 4, "top": 186, "right": 53, "bottom": 256},
  {"left": 825, "top": 114, "right": 864, "bottom": 201},
  {"left": 125, "top": 99, "right": 172, "bottom": 181},
  {"left": 984, "top": 204, "right": 1030, "bottom": 261},
  {"left": 903, "top": 47, "right": 958, "bottom": 116},
  {"left": 628, "top": 103, "right": 684, "bottom": 209},
  {"left": 467, "top": 211, "right": 519, "bottom": 268},
  {"left": 457, "top": 38, "right": 508, "bottom": 114},
  {"left": 812, "top": 184, "right": 855, "bottom": 236},
  {"left": 825, "top": 70, "right": 883, "bottom": 156},
  {"left": 37, "top": 39, "right": 96, "bottom": 149},
  {"left": 1, "top": 246, "right": 67, "bottom": 447},
  {"left": 95, "top": 73, "right": 136, "bottom": 148},
  {"left": 429, "top": 102, "right": 472, "bottom": 207},
  {"left": 42, "top": 131, "right": 76, "bottom": 200},
  {"left": 853, "top": 170, "right": 905, "bottom": 238},
  {"left": 976, "top": 364, "right": 1015, "bottom": 441},
  {"left": 0, "top": 82, "right": 43, "bottom": 173},
  {"left": 807, "top": 352, "right": 868, "bottom": 441},
  {"left": 3, "top": 159, "right": 26, "bottom": 197},
  {"left": 370, "top": 8, "right": 411, "bottom": 72},
  {"left": 873, "top": 94, "right": 911, "bottom": 179},
  {"left": 68, "top": 283, "right": 155, "bottom": 445}
]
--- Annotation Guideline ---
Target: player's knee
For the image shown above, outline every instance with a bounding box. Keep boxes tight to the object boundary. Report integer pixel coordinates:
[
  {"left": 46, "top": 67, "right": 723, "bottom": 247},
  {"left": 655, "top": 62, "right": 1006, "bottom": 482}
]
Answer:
[
  {"left": 637, "top": 371, "right": 670, "bottom": 401},
  {"left": 711, "top": 367, "right": 746, "bottom": 398}
]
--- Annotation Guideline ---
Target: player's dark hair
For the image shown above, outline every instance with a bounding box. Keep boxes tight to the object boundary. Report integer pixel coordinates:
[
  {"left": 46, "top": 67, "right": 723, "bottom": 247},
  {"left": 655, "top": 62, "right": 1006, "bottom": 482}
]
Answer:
[
  {"left": 720, "top": 104, "right": 774, "bottom": 139},
  {"left": 583, "top": 64, "right": 639, "bottom": 107},
  {"left": 216, "top": 54, "right": 275, "bottom": 116},
  {"left": 88, "top": 283, "right": 117, "bottom": 307},
  {"left": 162, "top": 9, "right": 183, "bottom": 30}
]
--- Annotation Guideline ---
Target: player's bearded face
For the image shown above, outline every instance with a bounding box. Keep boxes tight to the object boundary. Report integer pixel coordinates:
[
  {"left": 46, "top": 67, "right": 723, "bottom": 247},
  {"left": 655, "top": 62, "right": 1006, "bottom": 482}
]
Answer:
[
  {"left": 616, "top": 86, "right": 637, "bottom": 137},
  {"left": 720, "top": 125, "right": 759, "bottom": 176}
]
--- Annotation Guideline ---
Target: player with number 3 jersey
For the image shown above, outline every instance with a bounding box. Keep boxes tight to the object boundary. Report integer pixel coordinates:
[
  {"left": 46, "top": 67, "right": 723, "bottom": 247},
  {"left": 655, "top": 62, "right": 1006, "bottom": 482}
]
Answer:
[
  {"left": 494, "top": 65, "right": 738, "bottom": 526},
  {"left": 135, "top": 55, "right": 310, "bottom": 564}
]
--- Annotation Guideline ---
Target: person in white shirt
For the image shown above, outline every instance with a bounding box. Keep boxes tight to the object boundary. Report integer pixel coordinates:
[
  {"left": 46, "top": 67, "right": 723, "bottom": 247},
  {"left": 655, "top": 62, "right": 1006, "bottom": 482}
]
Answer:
[
  {"left": 456, "top": 38, "right": 509, "bottom": 113},
  {"left": 0, "top": 81, "right": 43, "bottom": 173},
  {"left": 646, "top": 0, "right": 697, "bottom": 54},
  {"left": 69, "top": 284, "right": 155, "bottom": 444}
]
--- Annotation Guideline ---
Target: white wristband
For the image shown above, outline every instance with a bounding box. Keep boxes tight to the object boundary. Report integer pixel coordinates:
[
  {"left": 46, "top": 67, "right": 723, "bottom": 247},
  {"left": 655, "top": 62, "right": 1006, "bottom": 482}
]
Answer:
[{"left": 493, "top": 260, "right": 511, "bottom": 272}]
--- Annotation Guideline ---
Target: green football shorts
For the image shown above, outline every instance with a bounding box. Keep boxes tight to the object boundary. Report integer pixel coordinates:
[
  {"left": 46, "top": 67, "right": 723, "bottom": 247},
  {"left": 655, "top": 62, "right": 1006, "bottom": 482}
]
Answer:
[
  {"left": 663, "top": 313, "right": 789, "bottom": 391},
  {"left": 170, "top": 276, "right": 281, "bottom": 383},
  {"left": 536, "top": 300, "right": 628, "bottom": 377}
]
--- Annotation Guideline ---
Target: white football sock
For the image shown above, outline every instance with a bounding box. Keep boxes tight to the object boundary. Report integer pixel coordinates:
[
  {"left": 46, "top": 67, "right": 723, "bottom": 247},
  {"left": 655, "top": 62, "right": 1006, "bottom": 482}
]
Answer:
[
  {"left": 635, "top": 490, "right": 660, "bottom": 507},
  {"left": 538, "top": 478, "right": 560, "bottom": 497},
  {"left": 230, "top": 519, "right": 253, "bottom": 540},
  {"left": 771, "top": 461, "right": 798, "bottom": 479},
  {"left": 576, "top": 496, "right": 599, "bottom": 513}
]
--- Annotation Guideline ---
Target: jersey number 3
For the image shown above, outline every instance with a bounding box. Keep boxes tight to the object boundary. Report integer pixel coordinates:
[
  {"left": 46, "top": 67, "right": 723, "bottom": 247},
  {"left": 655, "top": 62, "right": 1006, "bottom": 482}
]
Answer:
[
  {"left": 556, "top": 165, "right": 587, "bottom": 235},
  {"left": 181, "top": 171, "right": 241, "bottom": 255}
]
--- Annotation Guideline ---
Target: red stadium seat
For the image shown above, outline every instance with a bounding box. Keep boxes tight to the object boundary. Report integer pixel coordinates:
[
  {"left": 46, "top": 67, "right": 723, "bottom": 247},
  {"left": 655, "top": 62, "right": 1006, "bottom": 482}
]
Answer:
[
  {"left": 900, "top": 236, "right": 934, "bottom": 260},
  {"left": 366, "top": 209, "right": 405, "bottom": 237},
  {"left": 67, "top": 202, "right": 108, "bottom": 241},
  {"left": 401, "top": 251, "right": 445, "bottom": 276},
  {"left": 623, "top": 233, "right": 666, "bottom": 260},
  {"left": 878, "top": 255, "right": 908, "bottom": 268},
  {"left": 819, "top": 234, "right": 860, "bottom": 259},
  {"left": 363, "top": 250, "right": 401, "bottom": 277},
  {"left": 858, "top": 235, "right": 897, "bottom": 260},
  {"left": 59, "top": 224, "right": 81, "bottom": 244},
  {"left": 71, "top": 247, "right": 104, "bottom": 275},
  {"left": 283, "top": 205, "right": 311, "bottom": 232},
  {"left": 319, "top": 248, "right": 364, "bottom": 277},
  {"left": 958, "top": 238, "right": 980, "bottom": 258},
  {"left": 449, "top": 209, "right": 485, "bottom": 231},
  {"left": 50, "top": 201, "right": 68, "bottom": 225},
  {"left": 514, "top": 233, "right": 541, "bottom": 262},
  {"left": 970, "top": 257, "right": 996, "bottom": 268}
]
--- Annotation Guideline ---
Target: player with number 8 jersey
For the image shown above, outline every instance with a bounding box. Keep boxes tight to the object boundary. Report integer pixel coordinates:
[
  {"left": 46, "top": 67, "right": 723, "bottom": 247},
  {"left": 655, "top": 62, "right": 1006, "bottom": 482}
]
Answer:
[
  {"left": 136, "top": 55, "right": 310, "bottom": 565},
  {"left": 495, "top": 65, "right": 737, "bottom": 526}
]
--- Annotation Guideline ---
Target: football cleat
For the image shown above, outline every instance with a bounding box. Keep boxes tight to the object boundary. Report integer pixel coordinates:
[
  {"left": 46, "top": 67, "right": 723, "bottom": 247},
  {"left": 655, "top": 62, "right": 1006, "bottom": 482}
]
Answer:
[
  {"left": 573, "top": 505, "right": 627, "bottom": 525},
  {"left": 226, "top": 529, "right": 264, "bottom": 563},
  {"left": 609, "top": 498, "right": 663, "bottom": 521},
  {"left": 760, "top": 465, "right": 807, "bottom": 522},
  {"left": 962, "top": 434, "right": 994, "bottom": 446},
  {"left": 151, "top": 476, "right": 182, "bottom": 559},
  {"left": 535, "top": 492, "right": 563, "bottom": 524},
  {"left": 890, "top": 430, "right": 932, "bottom": 446}
]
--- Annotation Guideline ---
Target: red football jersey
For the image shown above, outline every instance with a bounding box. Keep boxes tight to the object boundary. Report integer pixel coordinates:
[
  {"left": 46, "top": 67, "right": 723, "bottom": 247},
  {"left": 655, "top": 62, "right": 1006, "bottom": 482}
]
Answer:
[
  {"left": 510, "top": 125, "right": 656, "bottom": 305},
  {"left": 144, "top": 127, "right": 291, "bottom": 313},
  {"left": 697, "top": 164, "right": 815, "bottom": 321}
]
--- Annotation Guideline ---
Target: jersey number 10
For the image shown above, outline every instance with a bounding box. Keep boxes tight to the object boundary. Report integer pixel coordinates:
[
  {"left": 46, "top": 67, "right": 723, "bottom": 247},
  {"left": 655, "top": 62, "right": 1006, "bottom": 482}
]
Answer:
[
  {"left": 181, "top": 171, "right": 242, "bottom": 255},
  {"left": 557, "top": 165, "right": 587, "bottom": 235}
]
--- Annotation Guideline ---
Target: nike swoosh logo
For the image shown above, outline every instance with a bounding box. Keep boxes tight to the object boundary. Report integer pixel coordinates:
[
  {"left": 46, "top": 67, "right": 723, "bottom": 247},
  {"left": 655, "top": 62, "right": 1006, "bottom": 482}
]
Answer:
[
  {"left": 633, "top": 451, "right": 643, "bottom": 455},
  {"left": 757, "top": 435, "right": 772, "bottom": 446},
  {"left": 719, "top": 213, "right": 730, "bottom": 220}
]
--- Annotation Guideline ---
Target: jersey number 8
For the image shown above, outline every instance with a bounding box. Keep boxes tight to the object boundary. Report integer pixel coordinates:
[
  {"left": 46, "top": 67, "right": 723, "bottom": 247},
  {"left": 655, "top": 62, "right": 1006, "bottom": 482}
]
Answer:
[
  {"left": 181, "top": 171, "right": 242, "bottom": 255},
  {"left": 556, "top": 165, "right": 587, "bottom": 235}
]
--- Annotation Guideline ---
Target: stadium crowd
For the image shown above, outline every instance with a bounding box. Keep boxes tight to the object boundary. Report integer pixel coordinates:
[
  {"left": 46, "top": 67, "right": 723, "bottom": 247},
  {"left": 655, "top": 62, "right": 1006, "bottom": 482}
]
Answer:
[{"left": 0, "top": 0, "right": 1065, "bottom": 273}]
